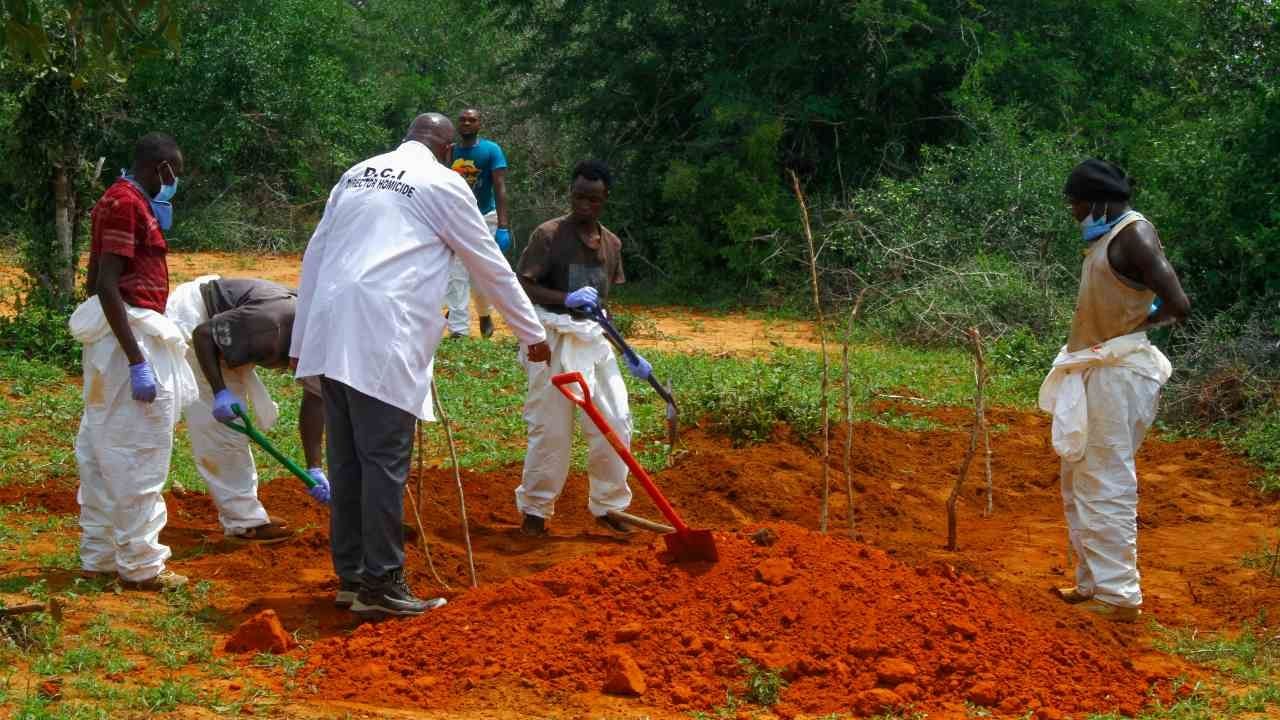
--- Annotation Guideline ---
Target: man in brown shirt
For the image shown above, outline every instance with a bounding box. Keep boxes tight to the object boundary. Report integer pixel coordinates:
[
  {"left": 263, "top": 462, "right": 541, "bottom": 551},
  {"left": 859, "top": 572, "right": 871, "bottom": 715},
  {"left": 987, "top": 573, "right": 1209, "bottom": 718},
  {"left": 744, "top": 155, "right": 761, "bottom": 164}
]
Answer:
[
  {"left": 1045, "top": 159, "right": 1189, "bottom": 623},
  {"left": 513, "top": 160, "right": 651, "bottom": 536}
]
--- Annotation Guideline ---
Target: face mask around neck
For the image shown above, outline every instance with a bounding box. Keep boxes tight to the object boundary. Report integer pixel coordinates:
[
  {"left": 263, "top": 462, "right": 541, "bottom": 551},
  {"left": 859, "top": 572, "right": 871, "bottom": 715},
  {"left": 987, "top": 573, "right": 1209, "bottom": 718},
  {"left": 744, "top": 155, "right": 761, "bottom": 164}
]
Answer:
[
  {"left": 121, "top": 170, "right": 175, "bottom": 231},
  {"left": 1080, "top": 205, "right": 1132, "bottom": 243}
]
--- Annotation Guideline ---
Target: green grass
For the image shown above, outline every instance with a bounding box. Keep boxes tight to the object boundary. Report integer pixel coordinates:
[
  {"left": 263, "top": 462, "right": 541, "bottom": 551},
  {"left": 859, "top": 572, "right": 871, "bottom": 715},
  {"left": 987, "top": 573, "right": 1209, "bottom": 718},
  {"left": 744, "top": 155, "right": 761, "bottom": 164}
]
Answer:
[
  {"left": 0, "top": 509, "right": 230, "bottom": 720},
  {"left": 0, "top": 311, "right": 1048, "bottom": 490},
  {"left": 738, "top": 658, "right": 786, "bottom": 707},
  {"left": 1154, "top": 619, "right": 1280, "bottom": 682}
]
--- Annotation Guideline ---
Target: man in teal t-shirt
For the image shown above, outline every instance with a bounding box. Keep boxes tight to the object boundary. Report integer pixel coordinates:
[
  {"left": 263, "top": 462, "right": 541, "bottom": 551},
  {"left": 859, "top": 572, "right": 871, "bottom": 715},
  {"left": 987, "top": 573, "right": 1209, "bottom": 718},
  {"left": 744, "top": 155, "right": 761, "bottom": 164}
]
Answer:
[{"left": 445, "top": 108, "right": 510, "bottom": 338}]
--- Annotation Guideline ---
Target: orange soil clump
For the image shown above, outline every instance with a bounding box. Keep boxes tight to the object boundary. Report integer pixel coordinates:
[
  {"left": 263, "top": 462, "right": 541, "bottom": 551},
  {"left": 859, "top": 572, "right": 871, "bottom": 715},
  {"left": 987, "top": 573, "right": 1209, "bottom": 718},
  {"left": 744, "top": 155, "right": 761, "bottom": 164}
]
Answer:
[
  {"left": 303, "top": 524, "right": 1170, "bottom": 718},
  {"left": 225, "top": 609, "right": 296, "bottom": 654}
]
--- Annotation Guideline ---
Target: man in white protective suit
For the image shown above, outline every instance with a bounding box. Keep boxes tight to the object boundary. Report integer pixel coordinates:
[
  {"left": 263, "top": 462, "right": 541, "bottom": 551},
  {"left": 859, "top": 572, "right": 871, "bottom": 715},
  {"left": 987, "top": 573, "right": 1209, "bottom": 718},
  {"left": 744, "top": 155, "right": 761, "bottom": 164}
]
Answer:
[
  {"left": 166, "top": 276, "right": 332, "bottom": 544},
  {"left": 292, "top": 113, "right": 550, "bottom": 619},
  {"left": 1039, "top": 159, "right": 1189, "bottom": 622},
  {"left": 513, "top": 160, "right": 653, "bottom": 537},
  {"left": 72, "top": 132, "right": 196, "bottom": 591}
]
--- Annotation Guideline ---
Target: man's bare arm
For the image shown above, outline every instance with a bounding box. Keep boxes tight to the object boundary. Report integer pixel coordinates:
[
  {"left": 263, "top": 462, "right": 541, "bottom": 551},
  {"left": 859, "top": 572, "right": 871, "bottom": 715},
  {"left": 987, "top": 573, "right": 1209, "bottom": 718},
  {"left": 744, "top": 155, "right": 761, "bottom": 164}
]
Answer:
[
  {"left": 518, "top": 274, "right": 566, "bottom": 308},
  {"left": 1112, "top": 223, "right": 1191, "bottom": 330},
  {"left": 299, "top": 387, "right": 324, "bottom": 469},
  {"left": 96, "top": 254, "right": 144, "bottom": 364},
  {"left": 192, "top": 322, "right": 228, "bottom": 393},
  {"left": 493, "top": 167, "right": 509, "bottom": 230}
]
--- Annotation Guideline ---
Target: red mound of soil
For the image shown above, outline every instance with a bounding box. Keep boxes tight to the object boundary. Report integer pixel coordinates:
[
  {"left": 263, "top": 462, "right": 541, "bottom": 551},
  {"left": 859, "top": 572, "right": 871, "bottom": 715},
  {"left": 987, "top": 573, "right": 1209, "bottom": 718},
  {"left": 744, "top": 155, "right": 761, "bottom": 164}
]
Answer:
[
  {"left": 304, "top": 524, "right": 1171, "bottom": 717},
  {"left": 225, "top": 609, "right": 296, "bottom": 654}
]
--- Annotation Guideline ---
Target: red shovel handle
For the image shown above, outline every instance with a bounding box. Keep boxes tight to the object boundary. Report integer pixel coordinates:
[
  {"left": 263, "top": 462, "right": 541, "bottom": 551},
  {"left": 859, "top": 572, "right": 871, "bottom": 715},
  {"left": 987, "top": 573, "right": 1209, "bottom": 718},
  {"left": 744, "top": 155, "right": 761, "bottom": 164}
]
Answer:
[{"left": 552, "top": 372, "right": 690, "bottom": 534}]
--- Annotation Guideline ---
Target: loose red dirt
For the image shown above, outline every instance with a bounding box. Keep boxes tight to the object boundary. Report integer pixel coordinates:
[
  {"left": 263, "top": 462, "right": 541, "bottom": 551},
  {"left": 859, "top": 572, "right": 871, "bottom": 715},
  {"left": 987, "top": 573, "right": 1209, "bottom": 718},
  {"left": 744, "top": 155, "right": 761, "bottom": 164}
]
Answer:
[
  {"left": 5, "top": 400, "right": 1276, "bottom": 717},
  {"left": 304, "top": 524, "right": 1173, "bottom": 718}
]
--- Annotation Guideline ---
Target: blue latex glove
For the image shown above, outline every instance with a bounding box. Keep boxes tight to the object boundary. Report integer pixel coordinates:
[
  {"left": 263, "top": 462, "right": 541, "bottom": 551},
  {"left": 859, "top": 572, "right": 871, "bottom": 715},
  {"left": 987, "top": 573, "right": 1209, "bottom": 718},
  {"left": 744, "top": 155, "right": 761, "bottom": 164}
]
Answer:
[
  {"left": 494, "top": 227, "right": 512, "bottom": 252},
  {"left": 307, "top": 468, "right": 331, "bottom": 504},
  {"left": 129, "top": 360, "right": 157, "bottom": 403},
  {"left": 212, "top": 389, "right": 243, "bottom": 424},
  {"left": 624, "top": 353, "right": 652, "bottom": 380},
  {"left": 564, "top": 286, "right": 599, "bottom": 312}
]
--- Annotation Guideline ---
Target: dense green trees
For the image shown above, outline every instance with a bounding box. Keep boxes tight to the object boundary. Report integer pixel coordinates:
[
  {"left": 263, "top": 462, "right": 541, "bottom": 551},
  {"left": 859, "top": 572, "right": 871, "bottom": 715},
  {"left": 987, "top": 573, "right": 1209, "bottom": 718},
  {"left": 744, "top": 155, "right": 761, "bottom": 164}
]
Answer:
[
  {"left": 1, "top": 0, "right": 178, "bottom": 303},
  {"left": 0, "top": 0, "right": 1275, "bottom": 333}
]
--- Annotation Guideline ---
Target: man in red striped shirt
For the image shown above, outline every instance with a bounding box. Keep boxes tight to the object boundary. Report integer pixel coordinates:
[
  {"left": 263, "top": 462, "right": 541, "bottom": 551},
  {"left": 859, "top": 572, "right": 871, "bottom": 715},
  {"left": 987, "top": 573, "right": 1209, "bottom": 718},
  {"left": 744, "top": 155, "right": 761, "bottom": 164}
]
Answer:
[{"left": 73, "top": 132, "right": 192, "bottom": 592}]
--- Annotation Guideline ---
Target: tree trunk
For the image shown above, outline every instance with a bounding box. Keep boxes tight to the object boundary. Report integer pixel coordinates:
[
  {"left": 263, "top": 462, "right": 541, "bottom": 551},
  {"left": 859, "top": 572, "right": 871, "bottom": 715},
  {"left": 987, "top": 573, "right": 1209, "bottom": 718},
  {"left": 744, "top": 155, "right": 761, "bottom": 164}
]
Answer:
[{"left": 52, "top": 162, "right": 77, "bottom": 302}]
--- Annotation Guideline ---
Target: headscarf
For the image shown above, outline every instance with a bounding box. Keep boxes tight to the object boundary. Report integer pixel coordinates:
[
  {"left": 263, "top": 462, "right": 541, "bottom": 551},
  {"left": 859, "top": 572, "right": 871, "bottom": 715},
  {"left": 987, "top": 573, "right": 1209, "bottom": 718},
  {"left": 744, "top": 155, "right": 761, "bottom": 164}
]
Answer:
[{"left": 1064, "top": 159, "right": 1132, "bottom": 202}]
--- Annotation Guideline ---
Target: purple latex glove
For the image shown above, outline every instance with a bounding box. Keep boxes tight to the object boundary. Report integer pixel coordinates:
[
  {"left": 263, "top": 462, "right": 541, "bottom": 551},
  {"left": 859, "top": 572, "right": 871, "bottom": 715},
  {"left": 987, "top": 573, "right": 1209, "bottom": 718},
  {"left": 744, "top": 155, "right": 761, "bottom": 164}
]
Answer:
[
  {"left": 564, "top": 286, "right": 599, "bottom": 312},
  {"left": 624, "top": 353, "right": 652, "bottom": 380},
  {"left": 129, "top": 360, "right": 157, "bottom": 402},
  {"left": 307, "top": 467, "right": 331, "bottom": 504},
  {"left": 212, "top": 389, "right": 243, "bottom": 424}
]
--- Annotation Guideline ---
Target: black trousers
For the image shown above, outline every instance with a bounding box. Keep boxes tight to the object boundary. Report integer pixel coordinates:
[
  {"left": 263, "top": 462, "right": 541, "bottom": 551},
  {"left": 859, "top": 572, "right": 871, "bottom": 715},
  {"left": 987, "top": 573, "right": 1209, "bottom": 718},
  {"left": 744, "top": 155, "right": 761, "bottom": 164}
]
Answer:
[{"left": 321, "top": 377, "right": 417, "bottom": 583}]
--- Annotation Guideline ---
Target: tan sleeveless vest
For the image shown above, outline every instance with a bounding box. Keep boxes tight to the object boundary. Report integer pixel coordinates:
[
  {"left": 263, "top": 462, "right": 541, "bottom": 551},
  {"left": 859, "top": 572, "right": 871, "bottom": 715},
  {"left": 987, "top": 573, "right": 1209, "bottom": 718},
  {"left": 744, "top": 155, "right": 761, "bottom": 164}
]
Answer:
[{"left": 1066, "top": 212, "right": 1156, "bottom": 352}]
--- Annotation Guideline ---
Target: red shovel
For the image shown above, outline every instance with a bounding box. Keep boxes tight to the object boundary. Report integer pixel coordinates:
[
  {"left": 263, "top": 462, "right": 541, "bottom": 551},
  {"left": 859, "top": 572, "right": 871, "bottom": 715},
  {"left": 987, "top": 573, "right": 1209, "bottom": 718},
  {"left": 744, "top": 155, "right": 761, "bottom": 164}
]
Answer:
[{"left": 552, "top": 371, "right": 718, "bottom": 563}]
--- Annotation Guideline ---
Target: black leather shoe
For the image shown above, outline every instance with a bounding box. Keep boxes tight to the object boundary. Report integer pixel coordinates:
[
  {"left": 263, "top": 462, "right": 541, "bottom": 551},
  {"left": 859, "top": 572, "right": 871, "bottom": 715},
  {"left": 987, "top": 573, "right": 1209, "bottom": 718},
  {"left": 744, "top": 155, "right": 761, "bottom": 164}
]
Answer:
[
  {"left": 479, "top": 315, "right": 494, "bottom": 338},
  {"left": 520, "top": 513, "right": 548, "bottom": 537},
  {"left": 335, "top": 578, "right": 362, "bottom": 609},
  {"left": 351, "top": 569, "right": 446, "bottom": 618}
]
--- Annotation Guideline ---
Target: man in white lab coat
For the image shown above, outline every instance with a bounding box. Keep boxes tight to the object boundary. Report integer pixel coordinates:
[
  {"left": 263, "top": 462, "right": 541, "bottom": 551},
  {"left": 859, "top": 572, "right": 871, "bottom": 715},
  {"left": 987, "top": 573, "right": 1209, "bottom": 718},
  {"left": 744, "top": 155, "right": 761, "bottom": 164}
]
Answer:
[{"left": 292, "top": 113, "right": 551, "bottom": 618}]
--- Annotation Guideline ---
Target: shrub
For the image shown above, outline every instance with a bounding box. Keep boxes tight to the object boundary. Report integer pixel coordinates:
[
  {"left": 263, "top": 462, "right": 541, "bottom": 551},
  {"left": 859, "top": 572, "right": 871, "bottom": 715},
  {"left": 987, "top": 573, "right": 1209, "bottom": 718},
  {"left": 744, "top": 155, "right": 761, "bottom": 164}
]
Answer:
[
  {"left": 680, "top": 356, "right": 821, "bottom": 445},
  {"left": 0, "top": 297, "right": 78, "bottom": 372}
]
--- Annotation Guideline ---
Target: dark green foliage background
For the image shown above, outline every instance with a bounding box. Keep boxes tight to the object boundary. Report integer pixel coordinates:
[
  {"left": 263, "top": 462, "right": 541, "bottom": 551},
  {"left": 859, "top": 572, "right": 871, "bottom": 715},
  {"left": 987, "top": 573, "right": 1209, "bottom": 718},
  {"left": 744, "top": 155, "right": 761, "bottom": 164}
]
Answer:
[{"left": 1, "top": 0, "right": 1277, "bottom": 435}]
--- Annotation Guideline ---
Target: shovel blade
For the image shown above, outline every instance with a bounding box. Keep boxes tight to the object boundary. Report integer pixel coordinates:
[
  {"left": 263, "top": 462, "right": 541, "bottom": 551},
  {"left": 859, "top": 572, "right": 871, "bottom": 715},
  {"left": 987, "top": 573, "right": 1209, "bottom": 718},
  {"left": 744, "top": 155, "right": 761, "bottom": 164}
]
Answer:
[{"left": 663, "top": 529, "right": 718, "bottom": 563}]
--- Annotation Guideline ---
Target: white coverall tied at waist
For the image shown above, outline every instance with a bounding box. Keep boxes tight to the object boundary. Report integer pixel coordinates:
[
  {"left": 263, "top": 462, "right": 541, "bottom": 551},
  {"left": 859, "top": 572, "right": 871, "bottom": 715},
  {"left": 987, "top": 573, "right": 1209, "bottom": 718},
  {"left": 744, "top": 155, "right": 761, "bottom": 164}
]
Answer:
[
  {"left": 445, "top": 210, "right": 498, "bottom": 335},
  {"left": 70, "top": 296, "right": 196, "bottom": 582},
  {"left": 516, "top": 309, "right": 633, "bottom": 520},
  {"left": 165, "top": 276, "right": 276, "bottom": 535},
  {"left": 1038, "top": 332, "right": 1171, "bottom": 608}
]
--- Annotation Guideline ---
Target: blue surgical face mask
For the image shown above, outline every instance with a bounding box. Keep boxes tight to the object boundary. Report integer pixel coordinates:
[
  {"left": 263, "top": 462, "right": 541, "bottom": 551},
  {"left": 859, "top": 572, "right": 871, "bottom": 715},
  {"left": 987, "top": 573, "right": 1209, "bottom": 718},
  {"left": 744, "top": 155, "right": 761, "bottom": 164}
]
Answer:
[
  {"left": 1080, "top": 204, "right": 1132, "bottom": 243},
  {"left": 120, "top": 169, "right": 174, "bottom": 231},
  {"left": 154, "top": 162, "right": 179, "bottom": 203},
  {"left": 150, "top": 200, "right": 173, "bottom": 231}
]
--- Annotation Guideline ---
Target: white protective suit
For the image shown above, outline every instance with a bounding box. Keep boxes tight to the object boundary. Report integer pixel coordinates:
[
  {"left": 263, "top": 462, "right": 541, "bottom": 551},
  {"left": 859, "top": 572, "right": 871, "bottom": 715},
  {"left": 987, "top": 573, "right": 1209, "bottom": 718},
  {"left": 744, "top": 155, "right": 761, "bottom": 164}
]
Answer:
[
  {"left": 1039, "top": 331, "right": 1172, "bottom": 608},
  {"left": 445, "top": 210, "right": 498, "bottom": 335},
  {"left": 165, "top": 276, "right": 278, "bottom": 534},
  {"left": 515, "top": 308, "right": 633, "bottom": 519},
  {"left": 291, "top": 140, "right": 546, "bottom": 419},
  {"left": 70, "top": 296, "right": 197, "bottom": 581}
]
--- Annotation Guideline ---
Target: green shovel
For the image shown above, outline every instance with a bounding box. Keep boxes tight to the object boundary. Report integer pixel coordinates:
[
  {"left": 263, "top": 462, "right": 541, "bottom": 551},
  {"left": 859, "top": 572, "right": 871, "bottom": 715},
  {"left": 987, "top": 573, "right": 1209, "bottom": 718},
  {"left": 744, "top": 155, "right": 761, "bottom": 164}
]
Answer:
[{"left": 225, "top": 404, "right": 323, "bottom": 497}]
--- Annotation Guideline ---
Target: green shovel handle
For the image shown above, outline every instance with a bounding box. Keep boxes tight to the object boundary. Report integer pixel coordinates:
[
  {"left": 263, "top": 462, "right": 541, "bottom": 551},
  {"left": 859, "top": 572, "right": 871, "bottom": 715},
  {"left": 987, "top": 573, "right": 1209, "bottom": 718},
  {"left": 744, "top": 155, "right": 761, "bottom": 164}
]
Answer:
[{"left": 226, "top": 404, "right": 318, "bottom": 489}]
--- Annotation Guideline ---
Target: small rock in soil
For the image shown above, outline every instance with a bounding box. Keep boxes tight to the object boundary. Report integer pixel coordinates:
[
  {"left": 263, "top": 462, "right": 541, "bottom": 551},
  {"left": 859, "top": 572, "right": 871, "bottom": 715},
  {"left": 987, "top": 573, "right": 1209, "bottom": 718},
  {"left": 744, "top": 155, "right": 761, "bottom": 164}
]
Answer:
[
  {"left": 614, "top": 623, "right": 644, "bottom": 642},
  {"left": 754, "top": 557, "right": 795, "bottom": 586},
  {"left": 967, "top": 679, "right": 1003, "bottom": 706},
  {"left": 602, "top": 649, "right": 646, "bottom": 696},
  {"left": 224, "top": 609, "right": 296, "bottom": 655},
  {"left": 750, "top": 527, "right": 779, "bottom": 546},
  {"left": 874, "top": 657, "right": 918, "bottom": 685},
  {"left": 855, "top": 688, "right": 902, "bottom": 715}
]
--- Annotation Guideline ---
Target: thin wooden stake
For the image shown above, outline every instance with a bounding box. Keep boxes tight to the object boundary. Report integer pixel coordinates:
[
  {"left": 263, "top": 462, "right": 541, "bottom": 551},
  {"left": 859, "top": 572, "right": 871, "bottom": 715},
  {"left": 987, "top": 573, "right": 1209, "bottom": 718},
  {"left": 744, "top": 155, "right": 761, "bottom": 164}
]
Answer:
[
  {"left": 946, "top": 327, "right": 988, "bottom": 551},
  {"left": 982, "top": 419, "right": 994, "bottom": 517},
  {"left": 432, "top": 378, "right": 478, "bottom": 588},
  {"left": 408, "top": 420, "right": 449, "bottom": 590},
  {"left": 843, "top": 289, "right": 867, "bottom": 536},
  {"left": 789, "top": 169, "right": 831, "bottom": 533}
]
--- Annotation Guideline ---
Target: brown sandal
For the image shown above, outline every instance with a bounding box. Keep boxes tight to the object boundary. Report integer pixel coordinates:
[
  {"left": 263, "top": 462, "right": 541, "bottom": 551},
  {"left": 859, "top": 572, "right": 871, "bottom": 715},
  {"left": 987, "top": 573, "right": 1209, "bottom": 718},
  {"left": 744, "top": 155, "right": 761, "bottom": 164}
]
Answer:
[
  {"left": 232, "top": 522, "right": 294, "bottom": 545},
  {"left": 1054, "top": 586, "right": 1091, "bottom": 604}
]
